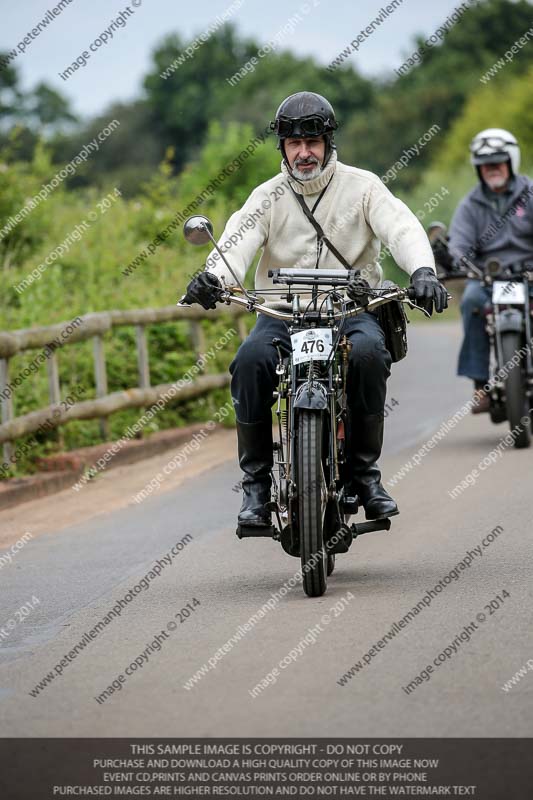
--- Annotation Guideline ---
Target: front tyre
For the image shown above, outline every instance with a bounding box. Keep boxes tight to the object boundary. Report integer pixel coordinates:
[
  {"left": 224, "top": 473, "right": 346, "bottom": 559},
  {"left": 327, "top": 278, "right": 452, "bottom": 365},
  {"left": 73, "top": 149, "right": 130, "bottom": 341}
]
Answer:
[
  {"left": 501, "top": 332, "right": 531, "bottom": 449},
  {"left": 297, "top": 410, "right": 327, "bottom": 597}
]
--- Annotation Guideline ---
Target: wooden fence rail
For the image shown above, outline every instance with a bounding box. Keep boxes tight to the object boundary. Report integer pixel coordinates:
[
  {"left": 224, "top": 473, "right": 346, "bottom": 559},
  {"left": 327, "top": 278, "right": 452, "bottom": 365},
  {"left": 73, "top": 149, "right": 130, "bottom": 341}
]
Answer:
[{"left": 0, "top": 305, "right": 248, "bottom": 464}]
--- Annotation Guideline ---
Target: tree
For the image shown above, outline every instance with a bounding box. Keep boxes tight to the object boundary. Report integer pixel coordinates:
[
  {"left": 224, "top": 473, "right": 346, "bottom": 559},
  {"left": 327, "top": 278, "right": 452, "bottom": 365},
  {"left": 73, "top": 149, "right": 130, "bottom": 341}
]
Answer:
[
  {"left": 432, "top": 64, "right": 533, "bottom": 174},
  {"left": 144, "top": 25, "right": 258, "bottom": 170},
  {"left": 1, "top": 62, "right": 77, "bottom": 164},
  {"left": 342, "top": 0, "right": 533, "bottom": 189},
  {"left": 51, "top": 100, "right": 162, "bottom": 195},
  {"left": 30, "top": 82, "right": 77, "bottom": 132},
  {"left": 0, "top": 55, "right": 22, "bottom": 128}
]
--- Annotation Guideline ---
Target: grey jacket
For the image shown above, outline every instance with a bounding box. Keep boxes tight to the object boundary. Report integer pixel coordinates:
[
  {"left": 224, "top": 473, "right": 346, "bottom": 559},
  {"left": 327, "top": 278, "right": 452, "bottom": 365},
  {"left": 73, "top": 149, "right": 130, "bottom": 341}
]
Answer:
[{"left": 448, "top": 174, "right": 533, "bottom": 269}]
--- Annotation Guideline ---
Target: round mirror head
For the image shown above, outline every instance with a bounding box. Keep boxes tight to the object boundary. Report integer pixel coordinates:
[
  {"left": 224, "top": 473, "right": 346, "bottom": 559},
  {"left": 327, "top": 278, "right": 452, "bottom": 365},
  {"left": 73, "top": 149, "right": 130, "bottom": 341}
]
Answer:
[
  {"left": 485, "top": 258, "right": 502, "bottom": 277},
  {"left": 427, "top": 221, "right": 447, "bottom": 244},
  {"left": 183, "top": 215, "right": 214, "bottom": 245}
]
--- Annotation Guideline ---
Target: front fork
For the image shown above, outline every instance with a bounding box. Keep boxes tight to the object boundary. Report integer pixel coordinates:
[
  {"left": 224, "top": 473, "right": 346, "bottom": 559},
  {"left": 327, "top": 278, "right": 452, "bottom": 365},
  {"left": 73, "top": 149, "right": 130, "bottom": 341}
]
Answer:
[
  {"left": 486, "top": 277, "right": 533, "bottom": 402},
  {"left": 271, "top": 333, "right": 353, "bottom": 550},
  {"left": 524, "top": 276, "right": 533, "bottom": 390}
]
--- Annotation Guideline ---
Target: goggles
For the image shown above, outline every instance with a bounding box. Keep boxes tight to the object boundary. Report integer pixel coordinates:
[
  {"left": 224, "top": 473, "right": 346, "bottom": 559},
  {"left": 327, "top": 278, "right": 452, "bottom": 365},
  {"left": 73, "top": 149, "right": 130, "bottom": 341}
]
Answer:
[
  {"left": 270, "top": 114, "right": 337, "bottom": 138},
  {"left": 470, "top": 136, "right": 516, "bottom": 155}
]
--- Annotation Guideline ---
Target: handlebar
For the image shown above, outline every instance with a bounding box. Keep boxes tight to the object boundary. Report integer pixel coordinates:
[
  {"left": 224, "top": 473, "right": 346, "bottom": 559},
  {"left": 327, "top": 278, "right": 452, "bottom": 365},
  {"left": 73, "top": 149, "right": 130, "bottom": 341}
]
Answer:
[
  {"left": 179, "top": 284, "right": 419, "bottom": 322},
  {"left": 438, "top": 263, "right": 533, "bottom": 284}
]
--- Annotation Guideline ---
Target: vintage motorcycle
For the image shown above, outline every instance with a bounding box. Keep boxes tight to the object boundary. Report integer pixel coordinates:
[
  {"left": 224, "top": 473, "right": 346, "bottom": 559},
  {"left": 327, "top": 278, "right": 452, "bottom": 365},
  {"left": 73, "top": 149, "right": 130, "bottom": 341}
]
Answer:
[
  {"left": 429, "top": 221, "right": 533, "bottom": 448},
  {"left": 180, "top": 215, "right": 424, "bottom": 597}
]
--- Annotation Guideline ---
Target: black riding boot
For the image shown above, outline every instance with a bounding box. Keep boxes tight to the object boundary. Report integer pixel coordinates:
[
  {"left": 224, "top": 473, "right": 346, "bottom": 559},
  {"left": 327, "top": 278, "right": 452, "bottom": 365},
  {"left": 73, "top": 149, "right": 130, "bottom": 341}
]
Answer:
[
  {"left": 236, "top": 419, "right": 273, "bottom": 527},
  {"left": 346, "top": 412, "right": 398, "bottom": 520}
]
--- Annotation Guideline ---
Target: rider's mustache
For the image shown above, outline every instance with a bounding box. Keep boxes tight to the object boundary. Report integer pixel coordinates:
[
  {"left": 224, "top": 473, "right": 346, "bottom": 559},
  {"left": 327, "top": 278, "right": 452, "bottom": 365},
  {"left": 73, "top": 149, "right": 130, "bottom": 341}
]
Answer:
[
  {"left": 295, "top": 156, "right": 320, "bottom": 167},
  {"left": 486, "top": 173, "right": 507, "bottom": 185}
]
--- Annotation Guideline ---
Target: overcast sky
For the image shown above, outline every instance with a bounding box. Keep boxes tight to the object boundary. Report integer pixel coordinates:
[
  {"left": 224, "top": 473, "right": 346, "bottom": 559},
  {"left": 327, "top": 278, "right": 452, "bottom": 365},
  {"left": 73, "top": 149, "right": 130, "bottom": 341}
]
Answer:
[{"left": 2, "top": 0, "right": 481, "bottom": 120}]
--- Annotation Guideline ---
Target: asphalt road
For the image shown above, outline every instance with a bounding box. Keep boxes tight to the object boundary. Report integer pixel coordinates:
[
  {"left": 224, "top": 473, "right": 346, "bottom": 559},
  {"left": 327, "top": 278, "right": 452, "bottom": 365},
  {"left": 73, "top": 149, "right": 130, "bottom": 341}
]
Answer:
[{"left": 0, "top": 321, "right": 532, "bottom": 737}]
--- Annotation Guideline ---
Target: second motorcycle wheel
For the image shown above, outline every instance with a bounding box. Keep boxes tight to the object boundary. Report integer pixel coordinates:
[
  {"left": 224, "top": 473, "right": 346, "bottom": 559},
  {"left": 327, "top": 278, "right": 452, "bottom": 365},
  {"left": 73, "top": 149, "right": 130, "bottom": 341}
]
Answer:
[{"left": 501, "top": 332, "right": 531, "bottom": 448}]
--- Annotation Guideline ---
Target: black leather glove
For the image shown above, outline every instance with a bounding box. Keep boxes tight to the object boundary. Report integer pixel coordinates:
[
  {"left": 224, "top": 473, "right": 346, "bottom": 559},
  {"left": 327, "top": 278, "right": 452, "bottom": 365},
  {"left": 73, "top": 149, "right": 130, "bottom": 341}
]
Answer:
[
  {"left": 346, "top": 276, "right": 372, "bottom": 306},
  {"left": 182, "top": 271, "right": 223, "bottom": 310},
  {"left": 410, "top": 267, "right": 448, "bottom": 315}
]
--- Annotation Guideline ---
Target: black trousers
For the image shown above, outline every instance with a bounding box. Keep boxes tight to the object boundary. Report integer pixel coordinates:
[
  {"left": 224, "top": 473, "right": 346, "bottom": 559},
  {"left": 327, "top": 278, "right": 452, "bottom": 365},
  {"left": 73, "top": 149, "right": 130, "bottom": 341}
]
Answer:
[{"left": 229, "top": 312, "right": 392, "bottom": 424}]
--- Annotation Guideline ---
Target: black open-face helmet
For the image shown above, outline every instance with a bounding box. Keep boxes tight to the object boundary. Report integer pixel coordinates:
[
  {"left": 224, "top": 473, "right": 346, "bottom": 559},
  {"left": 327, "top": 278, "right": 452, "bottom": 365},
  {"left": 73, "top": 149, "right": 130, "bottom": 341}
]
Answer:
[{"left": 270, "top": 91, "right": 338, "bottom": 171}]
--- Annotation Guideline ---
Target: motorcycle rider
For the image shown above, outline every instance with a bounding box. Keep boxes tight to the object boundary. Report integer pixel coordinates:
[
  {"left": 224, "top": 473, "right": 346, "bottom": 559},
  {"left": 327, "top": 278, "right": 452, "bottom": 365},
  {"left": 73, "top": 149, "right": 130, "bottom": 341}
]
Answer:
[
  {"left": 184, "top": 92, "right": 447, "bottom": 528},
  {"left": 448, "top": 128, "right": 533, "bottom": 412}
]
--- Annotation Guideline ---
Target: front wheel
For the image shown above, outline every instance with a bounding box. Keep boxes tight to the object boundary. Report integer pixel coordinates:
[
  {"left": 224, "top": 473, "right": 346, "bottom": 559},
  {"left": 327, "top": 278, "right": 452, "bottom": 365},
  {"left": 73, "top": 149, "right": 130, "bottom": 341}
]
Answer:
[
  {"left": 501, "top": 332, "right": 531, "bottom": 449},
  {"left": 297, "top": 410, "right": 328, "bottom": 597}
]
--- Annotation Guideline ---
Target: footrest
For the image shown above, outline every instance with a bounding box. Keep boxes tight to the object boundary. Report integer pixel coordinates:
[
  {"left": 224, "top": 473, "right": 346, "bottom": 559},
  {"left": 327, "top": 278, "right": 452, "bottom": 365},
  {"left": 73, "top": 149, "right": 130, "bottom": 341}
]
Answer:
[
  {"left": 351, "top": 518, "right": 391, "bottom": 537},
  {"left": 236, "top": 524, "right": 276, "bottom": 539},
  {"left": 342, "top": 494, "right": 359, "bottom": 516}
]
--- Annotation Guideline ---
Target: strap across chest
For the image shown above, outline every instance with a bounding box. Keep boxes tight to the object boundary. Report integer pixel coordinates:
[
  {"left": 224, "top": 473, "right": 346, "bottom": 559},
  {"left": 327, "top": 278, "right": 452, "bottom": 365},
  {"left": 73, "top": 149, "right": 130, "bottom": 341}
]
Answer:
[{"left": 288, "top": 178, "right": 356, "bottom": 273}]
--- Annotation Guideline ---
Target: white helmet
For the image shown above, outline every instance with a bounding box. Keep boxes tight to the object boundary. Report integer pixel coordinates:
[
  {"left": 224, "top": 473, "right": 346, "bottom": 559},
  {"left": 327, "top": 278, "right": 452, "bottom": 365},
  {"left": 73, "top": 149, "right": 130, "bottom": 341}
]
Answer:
[{"left": 470, "top": 128, "right": 520, "bottom": 179}]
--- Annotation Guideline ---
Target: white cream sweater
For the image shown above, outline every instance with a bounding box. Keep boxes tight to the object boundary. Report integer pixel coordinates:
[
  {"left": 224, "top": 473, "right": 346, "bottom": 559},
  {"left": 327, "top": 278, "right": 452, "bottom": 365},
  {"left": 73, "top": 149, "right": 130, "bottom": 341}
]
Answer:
[{"left": 205, "top": 151, "right": 435, "bottom": 309}]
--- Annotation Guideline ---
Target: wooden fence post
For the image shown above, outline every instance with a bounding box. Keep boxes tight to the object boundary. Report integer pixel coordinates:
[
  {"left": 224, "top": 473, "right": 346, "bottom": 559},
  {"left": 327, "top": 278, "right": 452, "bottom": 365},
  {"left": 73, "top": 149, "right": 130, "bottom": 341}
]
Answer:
[
  {"left": 189, "top": 321, "right": 207, "bottom": 371},
  {"left": 0, "top": 358, "right": 13, "bottom": 465},
  {"left": 93, "top": 335, "right": 109, "bottom": 440},
  {"left": 135, "top": 324, "right": 150, "bottom": 389},
  {"left": 46, "top": 350, "right": 64, "bottom": 448}
]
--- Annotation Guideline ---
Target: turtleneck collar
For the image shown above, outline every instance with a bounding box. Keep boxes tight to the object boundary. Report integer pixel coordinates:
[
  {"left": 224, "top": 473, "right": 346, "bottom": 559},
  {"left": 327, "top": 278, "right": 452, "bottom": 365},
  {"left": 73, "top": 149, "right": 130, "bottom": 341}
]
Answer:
[{"left": 281, "top": 150, "right": 338, "bottom": 196}]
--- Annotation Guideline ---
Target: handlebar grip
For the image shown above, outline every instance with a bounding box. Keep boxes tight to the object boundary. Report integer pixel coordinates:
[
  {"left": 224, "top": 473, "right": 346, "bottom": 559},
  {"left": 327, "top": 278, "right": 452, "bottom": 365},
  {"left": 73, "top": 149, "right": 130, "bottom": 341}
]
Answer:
[{"left": 406, "top": 286, "right": 416, "bottom": 302}]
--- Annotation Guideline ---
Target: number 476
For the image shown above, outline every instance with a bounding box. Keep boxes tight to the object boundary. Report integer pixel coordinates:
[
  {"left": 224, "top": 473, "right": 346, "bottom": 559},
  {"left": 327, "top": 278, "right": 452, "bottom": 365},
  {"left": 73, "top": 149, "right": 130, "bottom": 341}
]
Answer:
[{"left": 301, "top": 339, "right": 325, "bottom": 354}]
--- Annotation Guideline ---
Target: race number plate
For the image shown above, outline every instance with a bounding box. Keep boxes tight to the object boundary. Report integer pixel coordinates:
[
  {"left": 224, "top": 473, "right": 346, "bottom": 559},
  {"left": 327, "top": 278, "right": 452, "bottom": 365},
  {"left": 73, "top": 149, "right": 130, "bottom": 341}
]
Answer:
[
  {"left": 492, "top": 281, "right": 526, "bottom": 304},
  {"left": 291, "top": 328, "right": 333, "bottom": 365}
]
